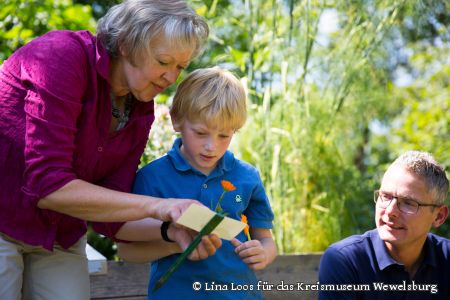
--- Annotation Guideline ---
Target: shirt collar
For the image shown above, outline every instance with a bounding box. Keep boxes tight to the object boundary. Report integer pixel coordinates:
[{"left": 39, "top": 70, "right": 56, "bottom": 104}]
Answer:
[
  {"left": 371, "top": 229, "right": 437, "bottom": 270},
  {"left": 371, "top": 229, "right": 401, "bottom": 270},
  {"left": 167, "top": 137, "right": 235, "bottom": 175},
  {"left": 94, "top": 37, "right": 111, "bottom": 84}
]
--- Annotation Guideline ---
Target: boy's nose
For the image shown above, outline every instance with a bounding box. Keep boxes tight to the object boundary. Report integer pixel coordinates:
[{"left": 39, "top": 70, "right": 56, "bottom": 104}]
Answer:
[{"left": 204, "top": 139, "right": 216, "bottom": 152}]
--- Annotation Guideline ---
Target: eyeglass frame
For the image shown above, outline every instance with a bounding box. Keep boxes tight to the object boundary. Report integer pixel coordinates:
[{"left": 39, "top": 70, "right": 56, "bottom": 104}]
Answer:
[{"left": 373, "top": 190, "right": 441, "bottom": 215}]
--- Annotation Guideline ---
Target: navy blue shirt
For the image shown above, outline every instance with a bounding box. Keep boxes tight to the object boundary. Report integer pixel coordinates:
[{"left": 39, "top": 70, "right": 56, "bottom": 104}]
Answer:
[
  {"left": 318, "top": 229, "right": 450, "bottom": 300},
  {"left": 133, "top": 138, "right": 274, "bottom": 300}
]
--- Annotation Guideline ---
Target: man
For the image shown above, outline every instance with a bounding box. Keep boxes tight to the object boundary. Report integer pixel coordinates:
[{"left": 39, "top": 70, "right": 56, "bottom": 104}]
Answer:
[{"left": 319, "top": 151, "right": 449, "bottom": 299}]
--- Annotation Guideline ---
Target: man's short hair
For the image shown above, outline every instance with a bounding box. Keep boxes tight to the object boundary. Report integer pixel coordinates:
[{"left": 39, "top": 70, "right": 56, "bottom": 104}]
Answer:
[
  {"left": 390, "top": 151, "right": 449, "bottom": 205},
  {"left": 170, "top": 67, "right": 247, "bottom": 131}
]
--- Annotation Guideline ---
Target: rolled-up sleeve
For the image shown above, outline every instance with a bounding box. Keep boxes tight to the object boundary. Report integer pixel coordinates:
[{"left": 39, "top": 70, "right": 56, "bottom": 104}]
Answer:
[{"left": 20, "top": 34, "right": 88, "bottom": 206}]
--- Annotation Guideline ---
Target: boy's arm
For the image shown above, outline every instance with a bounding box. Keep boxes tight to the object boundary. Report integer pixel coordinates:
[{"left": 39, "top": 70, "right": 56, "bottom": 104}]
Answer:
[
  {"left": 116, "top": 218, "right": 180, "bottom": 263},
  {"left": 115, "top": 217, "right": 162, "bottom": 241},
  {"left": 117, "top": 240, "right": 180, "bottom": 263},
  {"left": 116, "top": 219, "right": 222, "bottom": 262},
  {"left": 232, "top": 228, "right": 277, "bottom": 270}
]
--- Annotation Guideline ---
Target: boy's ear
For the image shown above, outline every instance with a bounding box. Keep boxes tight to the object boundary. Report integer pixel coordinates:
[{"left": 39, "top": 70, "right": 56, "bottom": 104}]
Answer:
[{"left": 170, "top": 114, "right": 182, "bottom": 132}]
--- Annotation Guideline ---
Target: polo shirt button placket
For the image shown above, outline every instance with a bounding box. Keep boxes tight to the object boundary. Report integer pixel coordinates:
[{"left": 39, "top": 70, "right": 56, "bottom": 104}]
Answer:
[
  {"left": 97, "top": 146, "right": 103, "bottom": 152},
  {"left": 203, "top": 183, "right": 207, "bottom": 189}
]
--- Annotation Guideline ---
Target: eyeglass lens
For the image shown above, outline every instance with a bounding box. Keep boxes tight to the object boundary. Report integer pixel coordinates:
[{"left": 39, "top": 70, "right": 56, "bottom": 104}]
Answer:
[{"left": 375, "top": 192, "right": 418, "bottom": 214}]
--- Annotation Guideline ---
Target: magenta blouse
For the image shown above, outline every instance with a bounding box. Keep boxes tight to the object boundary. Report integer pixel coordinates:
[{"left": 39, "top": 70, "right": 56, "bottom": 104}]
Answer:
[{"left": 0, "top": 30, "right": 155, "bottom": 250}]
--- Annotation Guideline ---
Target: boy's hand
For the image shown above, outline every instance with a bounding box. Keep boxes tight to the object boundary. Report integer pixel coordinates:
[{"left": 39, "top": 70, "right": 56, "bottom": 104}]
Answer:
[
  {"left": 231, "top": 238, "right": 269, "bottom": 270},
  {"left": 168, "top": 223, "right": 222, "bottom": 260}
]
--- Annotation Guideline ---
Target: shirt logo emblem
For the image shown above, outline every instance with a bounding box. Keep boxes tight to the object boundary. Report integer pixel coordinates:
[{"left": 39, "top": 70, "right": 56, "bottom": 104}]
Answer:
[{"left": 235, "top": 195, "right": 242, "bottom": 203}]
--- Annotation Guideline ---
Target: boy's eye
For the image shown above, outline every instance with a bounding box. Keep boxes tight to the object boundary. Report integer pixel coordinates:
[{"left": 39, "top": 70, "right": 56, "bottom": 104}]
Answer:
[
  {"left": 158, "top": 60, "right": 169, "bottom": 66},
  {"left": 219, "top": 135, "right": 230, "bottom": 139}
]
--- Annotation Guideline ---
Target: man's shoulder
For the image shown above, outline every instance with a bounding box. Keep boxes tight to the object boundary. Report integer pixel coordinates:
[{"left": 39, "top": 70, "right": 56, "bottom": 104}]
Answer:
[
  {"left": 326, "top": 229, "right": 375, "bottom": 256},
  {"left": 428, "top": 232, "right": 450, "bottom": 253}
]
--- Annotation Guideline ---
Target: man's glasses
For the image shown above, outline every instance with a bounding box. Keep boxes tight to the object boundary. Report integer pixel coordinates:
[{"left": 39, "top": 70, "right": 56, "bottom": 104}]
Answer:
[{"left": 374, "top": 190, "right": 441, "bottom": 215}]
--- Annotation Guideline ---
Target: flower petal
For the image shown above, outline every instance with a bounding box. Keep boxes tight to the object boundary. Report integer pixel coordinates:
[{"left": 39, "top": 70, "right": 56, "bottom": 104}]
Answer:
[{"left": 221, "top": 180, "right": 236, "bottom": 192}]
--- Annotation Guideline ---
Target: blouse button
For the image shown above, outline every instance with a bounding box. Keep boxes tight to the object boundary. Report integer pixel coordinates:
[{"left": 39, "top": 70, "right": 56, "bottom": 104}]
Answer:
[
  {"left": 97, "top": 147, "right": 103, "bottom": 152},
  {"left": 203, "top": 184, "right": 208, "bottom": 189}
]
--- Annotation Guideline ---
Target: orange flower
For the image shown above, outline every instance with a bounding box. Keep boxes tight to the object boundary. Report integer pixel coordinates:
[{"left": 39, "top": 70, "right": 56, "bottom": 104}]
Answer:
[
  {"left": 214, "top": 180, "right": 236, "bottom": 214},
  {"left": 241, "top": 214, "right": 251, "bottom": 241},
  {"left": 221, "top": 180, "right": 236, "bottom": 192}
]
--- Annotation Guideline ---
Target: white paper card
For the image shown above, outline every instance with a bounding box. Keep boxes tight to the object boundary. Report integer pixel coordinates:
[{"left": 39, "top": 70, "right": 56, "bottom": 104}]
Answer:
[{"left": 176, "top": 204, "right": 246, "bottom": 240}]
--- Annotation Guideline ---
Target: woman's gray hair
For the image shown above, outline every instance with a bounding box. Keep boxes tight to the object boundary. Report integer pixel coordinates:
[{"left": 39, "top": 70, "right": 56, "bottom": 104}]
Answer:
[
  {"left": 390, "top": 151, "right": 449, "bottom": 205},
  {"left": 97, "top": 0, "right": 209, "bottom": 65}
]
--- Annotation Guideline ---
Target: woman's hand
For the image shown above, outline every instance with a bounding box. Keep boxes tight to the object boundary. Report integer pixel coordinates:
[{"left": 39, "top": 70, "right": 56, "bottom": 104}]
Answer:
[{"left": 149, "top": 198, "right": 201, "bottom": 222}]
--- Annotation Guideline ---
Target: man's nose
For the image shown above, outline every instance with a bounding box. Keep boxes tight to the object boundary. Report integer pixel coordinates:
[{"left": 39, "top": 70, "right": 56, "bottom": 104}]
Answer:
[{"left": 384, "top": 198, "right": 400, "bottom": 216}]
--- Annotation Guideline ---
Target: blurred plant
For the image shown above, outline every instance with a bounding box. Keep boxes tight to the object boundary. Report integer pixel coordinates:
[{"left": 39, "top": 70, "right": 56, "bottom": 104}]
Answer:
[
  {"left": 2, "top": 0, "right": 447, "bottom": 257},
  {"left": 140, "top": 103, "right": 178, "bottom": 166},
  {"left": 0, "top": 0, "right": 95, "bottom": 62}
]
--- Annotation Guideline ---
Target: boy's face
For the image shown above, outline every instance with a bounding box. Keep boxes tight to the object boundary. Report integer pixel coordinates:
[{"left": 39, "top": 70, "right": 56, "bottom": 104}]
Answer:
[{"left": 175, "top": 119, "right": 234, "bottom": 175}]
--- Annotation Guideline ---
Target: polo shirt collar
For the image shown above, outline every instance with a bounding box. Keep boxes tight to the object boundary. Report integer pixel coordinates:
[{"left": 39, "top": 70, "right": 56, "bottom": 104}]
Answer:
[
  {"left": 371, "top": 229, "right": 437, "bottom": 270},
  {"left": 371, "top": 229, "right": 401, "bottom": 270},
  {"left": 167, "top": 138, "right": 235, "bottom": 175}
]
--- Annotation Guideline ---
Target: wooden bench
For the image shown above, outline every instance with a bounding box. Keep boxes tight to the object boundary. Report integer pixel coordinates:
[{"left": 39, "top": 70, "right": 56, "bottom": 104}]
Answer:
[{"left": 90, "top": 254, "right": 322, "bottom": 300}]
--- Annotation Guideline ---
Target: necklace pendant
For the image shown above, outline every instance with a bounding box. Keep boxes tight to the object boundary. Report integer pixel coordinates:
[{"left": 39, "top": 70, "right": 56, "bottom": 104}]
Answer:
[
  {"left": 111, "top": 93, "right": 133, "bottom": 130},
  {"left": 116, "top": 120, "right": 126, "bottom": 130}
]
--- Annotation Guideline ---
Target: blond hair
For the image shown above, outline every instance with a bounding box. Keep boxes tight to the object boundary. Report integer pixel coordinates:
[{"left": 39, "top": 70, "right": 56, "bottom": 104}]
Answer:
[
  {"left": 170, "top": 67, "right": 247, "bottom": 130},
  {"left": 97, "top": 0, "right": 208, "bottom": 66}
]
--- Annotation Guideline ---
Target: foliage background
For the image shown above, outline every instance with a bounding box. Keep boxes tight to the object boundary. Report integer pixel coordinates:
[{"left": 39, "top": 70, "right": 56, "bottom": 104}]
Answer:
[{"left": 1, "top": 0, "right": 448, "bottom": 258}]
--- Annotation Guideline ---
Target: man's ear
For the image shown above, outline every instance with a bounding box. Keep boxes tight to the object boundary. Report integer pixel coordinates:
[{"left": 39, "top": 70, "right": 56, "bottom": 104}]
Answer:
[{"left": 432, "top": 205, "right": 449, "bottom": 228}]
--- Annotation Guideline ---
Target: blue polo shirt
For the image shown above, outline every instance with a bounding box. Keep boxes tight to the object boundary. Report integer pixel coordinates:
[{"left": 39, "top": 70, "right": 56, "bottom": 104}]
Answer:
[
  {"left": 132, "top": 138, "right": 274, "bottom": 300},
  {"left": 318, "top": 229, "right": 450, "bottom": 300}
]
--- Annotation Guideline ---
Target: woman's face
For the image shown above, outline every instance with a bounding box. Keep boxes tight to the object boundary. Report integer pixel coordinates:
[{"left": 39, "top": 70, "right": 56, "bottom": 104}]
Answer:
[{"left": 113, "top": 37, "right": 194, "bottom": 102}]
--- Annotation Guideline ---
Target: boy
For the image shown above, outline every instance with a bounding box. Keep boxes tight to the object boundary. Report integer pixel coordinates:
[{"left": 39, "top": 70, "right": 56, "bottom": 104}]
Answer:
[{"left": 118, "top": 67, "right": 277, "bottom": 299}]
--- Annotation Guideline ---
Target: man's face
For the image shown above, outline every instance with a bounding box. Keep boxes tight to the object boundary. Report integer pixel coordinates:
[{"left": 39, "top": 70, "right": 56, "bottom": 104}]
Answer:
[{"left": 375, "top": 165, "right": 443, "bottom": 253}]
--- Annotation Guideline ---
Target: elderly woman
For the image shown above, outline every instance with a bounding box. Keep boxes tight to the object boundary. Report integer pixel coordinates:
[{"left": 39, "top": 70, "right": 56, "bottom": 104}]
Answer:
[{"left": 0, "top": 0, "right": 221, "bottom": 299}]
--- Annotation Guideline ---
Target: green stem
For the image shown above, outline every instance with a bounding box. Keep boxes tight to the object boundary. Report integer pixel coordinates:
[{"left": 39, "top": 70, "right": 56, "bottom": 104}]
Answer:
[
  {"left": 214, "top": 191, "right": 226, "bottom": 212},
  {"left": 153, "top": 213, "right": 225, "bottom": 292}
]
